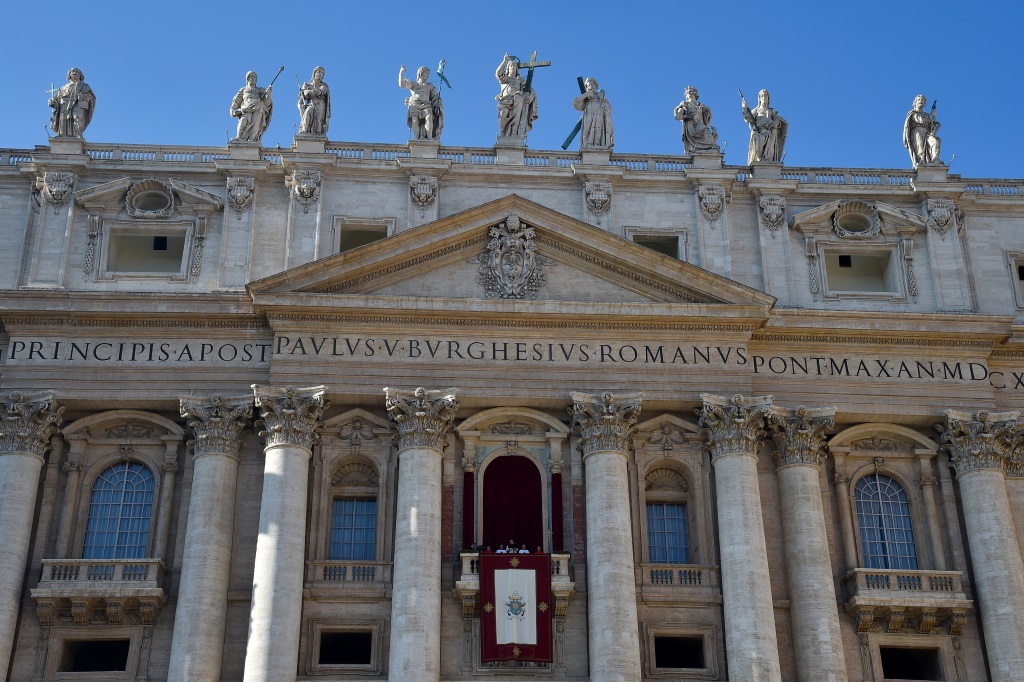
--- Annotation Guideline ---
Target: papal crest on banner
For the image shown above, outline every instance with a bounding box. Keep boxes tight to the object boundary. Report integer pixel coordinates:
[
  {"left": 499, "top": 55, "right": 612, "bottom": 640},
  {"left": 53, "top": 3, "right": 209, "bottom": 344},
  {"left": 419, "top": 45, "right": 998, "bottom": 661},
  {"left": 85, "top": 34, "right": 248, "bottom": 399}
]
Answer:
[{"left": 479, "top": 553, "right": 553, "bottom": 663}]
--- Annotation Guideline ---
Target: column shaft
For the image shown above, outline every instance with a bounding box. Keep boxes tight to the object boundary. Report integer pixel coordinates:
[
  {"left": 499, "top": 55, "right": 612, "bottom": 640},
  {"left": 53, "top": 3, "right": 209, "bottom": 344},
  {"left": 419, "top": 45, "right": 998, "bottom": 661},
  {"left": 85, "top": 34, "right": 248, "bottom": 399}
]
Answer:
[
  {"left": 389, "top": 446, "right": 444, "bottom": 679},
  {"left": 462, "top": 469, "right": 474, "bottom": 550},
  {"left": 167, "top": 453, "right": 240, "bottom": 681},
  {"left": 957, "top": 469, "right": 1024, "bottom": 679},
  {"left": 551, "top": 471, "right": 563, "bottom": 552},
  {"left": 777, "top": 465, "right": 847, "bottom": 681}
]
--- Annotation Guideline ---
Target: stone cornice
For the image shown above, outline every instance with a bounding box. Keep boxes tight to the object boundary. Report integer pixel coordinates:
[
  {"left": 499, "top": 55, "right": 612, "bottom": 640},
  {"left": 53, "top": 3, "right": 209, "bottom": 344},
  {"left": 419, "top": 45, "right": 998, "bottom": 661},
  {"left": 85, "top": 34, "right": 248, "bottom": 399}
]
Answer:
[
  {"left": 180, "top": 394, "right": 253, "bottom": 458},
  {"left": 253, "top": 385, "right": 328, "bottom": 450},
  {"left": 385, "top": 387, "right": 459, "bottom": 452},
  {"left": 939, "top": 409, "right": 1019, "bottom": 476},
  {"left": 767, "top": 405, "right": 836, "bottom": 469},
  {"left": 570, "top": 391, "right": 643, "bottom": 456},
  {"left": 698, "top": 393, "right": 774, "bottom": 460},
  {"left": 0, "top": 391, "right": 65, "bottom": 458}
]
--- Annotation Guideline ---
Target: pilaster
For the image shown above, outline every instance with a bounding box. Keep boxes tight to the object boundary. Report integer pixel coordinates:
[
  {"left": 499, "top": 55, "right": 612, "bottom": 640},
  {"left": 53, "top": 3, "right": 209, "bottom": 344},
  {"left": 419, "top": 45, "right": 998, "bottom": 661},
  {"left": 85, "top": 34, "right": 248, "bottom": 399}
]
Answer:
[
  {"left": 698, "top": 393, "right": 781, "bottom": 682},
  {"left": 243, "top": 386, "right": 327, "bottom": 682},
  {"left": 570, "top": 391, "right": 643, "bottom": 682},
  {"left": 385, "top": 387, "right": 458, "bottom": 682},
  {"left": 169, "top": 395, "right": 252, "bottom": 682},
  {"left": 766, "top": 405, "right": 846, "bottom": 682}
]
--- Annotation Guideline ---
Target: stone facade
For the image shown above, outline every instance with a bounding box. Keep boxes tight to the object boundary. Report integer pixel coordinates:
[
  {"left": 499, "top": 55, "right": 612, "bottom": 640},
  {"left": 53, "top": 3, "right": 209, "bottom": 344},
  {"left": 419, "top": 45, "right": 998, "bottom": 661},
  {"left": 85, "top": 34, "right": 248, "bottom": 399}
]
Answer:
[{"left": 1, "top": 130, "right": 1023, "bottom": 682}]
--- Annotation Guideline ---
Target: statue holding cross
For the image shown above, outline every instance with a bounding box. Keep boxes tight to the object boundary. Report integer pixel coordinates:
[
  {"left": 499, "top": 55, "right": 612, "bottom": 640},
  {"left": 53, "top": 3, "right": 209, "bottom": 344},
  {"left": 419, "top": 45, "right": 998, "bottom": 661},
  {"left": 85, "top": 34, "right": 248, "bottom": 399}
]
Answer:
[{"left": 495, "top": 51, "right": 549, "bottom": 139}]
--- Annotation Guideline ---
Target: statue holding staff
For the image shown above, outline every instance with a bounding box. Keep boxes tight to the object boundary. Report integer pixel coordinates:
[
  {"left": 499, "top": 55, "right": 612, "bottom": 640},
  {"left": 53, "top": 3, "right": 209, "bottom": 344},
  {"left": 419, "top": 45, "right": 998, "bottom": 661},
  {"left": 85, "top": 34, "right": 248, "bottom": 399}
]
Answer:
[
  {"left": 49, "top": 67, "right": 95, "bottom": 138},
  {"left": 740, "top": 88, "right": 787, "bottom": 164},
  {"left": 399, "top": 65, "right": 444, "bottom": 140},
  {"left": 572, "top": 77, "right": 613, "bottom": 150},
  {"left": 903, "top": 94, "right": 941, "bottom": 167},
  {"left": 297, "top": 66, "right": 330, "bottom": 136},
  {"left": 231, "top": 68, "right": 281, "bottom": 143}
]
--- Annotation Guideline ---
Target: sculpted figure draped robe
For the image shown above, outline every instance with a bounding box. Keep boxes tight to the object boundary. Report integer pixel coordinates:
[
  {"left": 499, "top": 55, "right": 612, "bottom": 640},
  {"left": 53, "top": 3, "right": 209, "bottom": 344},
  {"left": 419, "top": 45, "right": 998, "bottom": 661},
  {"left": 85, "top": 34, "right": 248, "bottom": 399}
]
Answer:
[
  {"left": 298, "top": 66, "right": 330, "bottom": 136},
  {"left": 231, "top": 71, "right": 273, "bottom": 143},
  {"left": 674, "top": 85, "right": 718, "bottom": 154},
  {"left": 399, "top": 65, "right": 444, "bottom": 140},
  {"left": 496, "top": 54, "right": 538, "bottom": 138},
  {"left": 49, "top": 68, "right": 95, "bottom": 138},
  {"left": 742, "top": 89, "right": 787, "bottom": 164},
  {"left": 573, "top": 77, "right": 613, "bottom": 150},
  {"left": 904, "top": 94, "right": 941, "bottom": 167}
]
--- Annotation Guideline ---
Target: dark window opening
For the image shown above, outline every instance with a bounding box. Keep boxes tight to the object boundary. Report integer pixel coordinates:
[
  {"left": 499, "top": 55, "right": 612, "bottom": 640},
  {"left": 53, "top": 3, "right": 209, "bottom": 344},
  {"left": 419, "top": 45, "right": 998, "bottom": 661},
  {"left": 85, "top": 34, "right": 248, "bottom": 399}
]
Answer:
[
  {"left": 633, "top": 236, "right": 679, "bottom": 259},
  {"left": 880, "top": 646, "right": 943, "bottom": 680},
  {"left": 339, "top": 228, "right": 387, "bottom": 253},
  {"left": 152, "top": 236, "right": 168, "bottom": 251},
  {"left": 318, "top": 631, "right": 373, "bottom": 665},
  {"left": 839, "top": 254, "right": 853, "bottom": 268},
  {"left": 653, "top": 635, "right": 704, "bottom": 669},
  {"left": 1016, "top": 264, "right": 1024, "bottom": 281},
  {"left": 59, "top": 639, "right": 131, "bottom": 672}
]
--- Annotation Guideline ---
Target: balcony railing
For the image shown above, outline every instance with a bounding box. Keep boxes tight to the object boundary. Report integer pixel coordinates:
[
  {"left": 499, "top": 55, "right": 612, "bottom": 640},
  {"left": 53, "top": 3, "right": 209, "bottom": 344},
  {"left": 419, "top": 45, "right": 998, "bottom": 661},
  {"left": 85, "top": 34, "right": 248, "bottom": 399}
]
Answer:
[
  {"left": 36, "top": 559, "right": 165, "bottom": 592},
  {"left": 639, "top": 563, "right": 720, "bottom": 588},
  {"left": 32, "top": 559, "right": 167, "bottom": 626},
  {"left": 843, "top": 568, "right": 972, "bottom": 635},
  {"left": 845, "top": 568, "right": 965, "bottom": 599},
  {"left": 305, "top": 560, "right": 391, "bottom": 585},
  {"left": 459, "top": 552, "right": 571, "bottom": 582},
  {"left": 455, "top": 552, "right": 575, "bottom": 618}
]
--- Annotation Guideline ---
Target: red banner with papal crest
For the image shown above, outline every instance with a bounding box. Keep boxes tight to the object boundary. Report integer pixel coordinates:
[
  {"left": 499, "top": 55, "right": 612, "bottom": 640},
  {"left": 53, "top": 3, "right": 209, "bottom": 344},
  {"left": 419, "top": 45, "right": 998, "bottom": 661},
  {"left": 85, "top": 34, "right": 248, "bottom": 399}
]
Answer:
[{"left": 479, "top": 553, "right": 552, "bottom": 662}]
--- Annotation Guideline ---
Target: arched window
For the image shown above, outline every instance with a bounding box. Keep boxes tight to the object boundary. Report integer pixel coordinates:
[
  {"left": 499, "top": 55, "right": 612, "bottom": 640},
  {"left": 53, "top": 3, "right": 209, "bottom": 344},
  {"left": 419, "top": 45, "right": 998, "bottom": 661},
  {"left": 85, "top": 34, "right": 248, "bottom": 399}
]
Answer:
[
  {"left": 855, "top": 473, "right": 918, "bottom": 570},
  {"left": 82, "top": 462, "right": 155, "bottom": 560},
  {"left": 644, "top": 468, "right": 691, "bottom": 564},
  {"left": 329, "top": 462, "right": 379, "bottom": 561}
]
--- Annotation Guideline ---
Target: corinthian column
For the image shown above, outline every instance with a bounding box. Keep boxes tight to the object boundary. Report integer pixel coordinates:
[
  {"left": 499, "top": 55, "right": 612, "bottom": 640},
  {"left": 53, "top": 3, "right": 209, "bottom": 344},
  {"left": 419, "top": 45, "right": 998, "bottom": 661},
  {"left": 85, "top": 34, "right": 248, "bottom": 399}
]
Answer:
[
  {"left": 385, "top": 387, "right": 459, "bottom": 682},
  {"left": 570, "top": 391, "right": 643, "bottom": 682},
  {"left": 0, "top": 392, "right": 63, "bottom": 676},
  {"left": 699, "top": 394, "right": 781, "bottom": 682},
  {"left": 243, "top": 386, "right": 327, "bottom": 682},
  {"left": 940, "top": 410, "right": 1024, "bottom": 681},
  {"left": 766, "top": 405, "right": 846, "bottom": 682},
  {"left": 169, "top": 395, "right": 252, "bottom": 682}
]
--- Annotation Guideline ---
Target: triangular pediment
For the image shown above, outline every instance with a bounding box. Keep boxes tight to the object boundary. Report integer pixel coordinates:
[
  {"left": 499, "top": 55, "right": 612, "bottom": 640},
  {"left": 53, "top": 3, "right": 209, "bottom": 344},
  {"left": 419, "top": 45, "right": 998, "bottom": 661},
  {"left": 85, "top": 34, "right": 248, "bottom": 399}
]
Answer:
[
  {"left": 248, "top": 195, "right": 774, "bottom": 310},
  {"left": 790, "top": 199, "right": 927, "bottom": 238}
]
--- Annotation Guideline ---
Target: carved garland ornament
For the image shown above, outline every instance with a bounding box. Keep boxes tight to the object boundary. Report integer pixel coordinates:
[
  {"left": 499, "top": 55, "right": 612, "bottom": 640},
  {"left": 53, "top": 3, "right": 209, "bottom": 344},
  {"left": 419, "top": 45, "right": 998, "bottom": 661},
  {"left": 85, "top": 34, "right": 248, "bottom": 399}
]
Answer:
[
  {"left": 0, "top": 391, "right": 65, "bottom": 457},
  {"left": 766, "top": 405, "right": 835, "bottom": 469},
  {"left": 37, "top": 172, "right": 75, "bottom": 211},
  {"left": 385, "top": 386, "right": 459, "bottom": 451},
  {"left": 939, "top": 409, "right": 1019, "bottom": 476},
  {"left": 409, "top": 175, "right": 438, "bottom": 210},
  {"left": 338, "top": 418, "right": 378, "bottom": 454},
  {"left": 287, "top": 170, "right": 321, "bottom": 213},
  {"left": 253, "top": 385, "right": 328, "bottom": 449},
  {"left": 569, "top": 391, "right": 643, "bottom": 455},
  {"left": 584, "top": 181, "right": 611, "bottom": 219},
  {"left": 471, "top": 212, "right": 552, "bottom": 300},
  {"left": 759, "top": 194, "right": 786, "bottom": 232},
  {"left": 926, "top": 198, "right": 955, "bottom": 237},
  {"left": 180, "top": 394, "right": 253, "bottom": 457},
  {"left": 697, "top": 393, "right": 773, "bottom": 460},
  {"left": 226, "top": 176, "right": 255, "bottom": 218},
  {"left": 698, "top": 185, "right": 725, "bottom": 223}
]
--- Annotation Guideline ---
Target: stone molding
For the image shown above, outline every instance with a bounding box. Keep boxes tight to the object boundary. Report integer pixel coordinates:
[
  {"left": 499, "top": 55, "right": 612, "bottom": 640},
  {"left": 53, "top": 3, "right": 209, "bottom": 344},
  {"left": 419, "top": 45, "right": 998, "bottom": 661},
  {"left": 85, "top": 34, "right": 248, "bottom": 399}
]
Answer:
[
  {"left": 569, "top": 391, "right": 643, "bottom": 456},
  {"left": 939, "top": 409, "right": 1020, "bottom": 477},
  {"left": 698, "top": 393, "right": 773, "bottom": 460},
  {"left": 385, "top": 386, "right": 459, "bottom": 451},
  {"left": 252, "top": 385, "right": 328, "bottom": 450},
  {"left": 180, "top": 394, "right": 253, "bottom": 458},
  {"left": 0, "top": 391, "right": 65, "bottom": 458},
  {"left": 767, "top": 405, "right": 835, "bottom": 469}
]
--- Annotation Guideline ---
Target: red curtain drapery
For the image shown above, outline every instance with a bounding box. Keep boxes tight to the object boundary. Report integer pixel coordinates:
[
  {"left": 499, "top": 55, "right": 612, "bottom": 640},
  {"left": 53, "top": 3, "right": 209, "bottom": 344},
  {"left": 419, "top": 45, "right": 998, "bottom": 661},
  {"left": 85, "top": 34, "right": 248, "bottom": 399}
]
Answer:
[{"left": 482, "top": 455, "right": 543, "bottom": 551}]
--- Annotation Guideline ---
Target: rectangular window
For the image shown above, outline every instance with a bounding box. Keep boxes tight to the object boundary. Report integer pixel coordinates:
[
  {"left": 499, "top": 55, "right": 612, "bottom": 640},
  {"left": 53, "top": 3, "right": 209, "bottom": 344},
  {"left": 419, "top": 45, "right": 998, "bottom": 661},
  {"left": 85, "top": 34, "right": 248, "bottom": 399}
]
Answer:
[
  {"left": 318, "top": 631, "right": 373, "bottom": 665},
  {"left": 824, "top": 251, "right": 898, "bottom": 293},
  {"left": 330, "top": 498, "right": 377, "bottom": 560},
  {"left": 646, "top": 502, "right": 689, "bottom": 564},
  {"left": 108, "top": 233, "right": 186, "bottom": 273},
  {"left": 59, "top": 639, "right": 131, "bottom": 672},
  {"left": 626, "top": 228, "right": 687, "bottom": 261},
  {"left": 879, "top": 646, "right": 944, "bottom": 680},
  {"left": 654, "top": 635, "right": 705, "bottom": 670}
]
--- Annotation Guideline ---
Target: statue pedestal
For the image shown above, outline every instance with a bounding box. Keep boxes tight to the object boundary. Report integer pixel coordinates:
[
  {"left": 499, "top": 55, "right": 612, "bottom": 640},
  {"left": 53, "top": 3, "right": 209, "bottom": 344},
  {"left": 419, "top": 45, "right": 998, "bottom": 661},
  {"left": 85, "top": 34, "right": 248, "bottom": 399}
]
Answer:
[
  {"left": 228, "top": 141, "right": 261, "bottom": 161},
  {"left": 690, "top": 152, "right": 723, "bottom": 169},
  {"left": 580, "top": 149, "right": 611, "bottom": 166},
  {"left": 49, "top": 137, "right": 85, "bottom": 156},
  {"left": 751, "top": 162, "right": 783, "bottom": 180},
  {"left": 495, "top": 136, "right": 526, "bottom": 165},
  {"left": 292, "top": 135, "right": 326, "bottom": 154},
  {"left": 914, "top": 163, "right": 948, "bottom": 184},
  {"left": 408, "top": 139, "right": 441, "bottom": 160}
]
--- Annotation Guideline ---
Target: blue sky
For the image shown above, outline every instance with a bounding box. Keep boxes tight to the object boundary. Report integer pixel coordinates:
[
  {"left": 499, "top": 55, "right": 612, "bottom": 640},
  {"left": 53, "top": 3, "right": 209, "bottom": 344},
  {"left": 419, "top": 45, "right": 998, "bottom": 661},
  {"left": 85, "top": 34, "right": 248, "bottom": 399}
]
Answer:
[{"left": 2, "top": 1, "right": 1021, "bottom": 179}]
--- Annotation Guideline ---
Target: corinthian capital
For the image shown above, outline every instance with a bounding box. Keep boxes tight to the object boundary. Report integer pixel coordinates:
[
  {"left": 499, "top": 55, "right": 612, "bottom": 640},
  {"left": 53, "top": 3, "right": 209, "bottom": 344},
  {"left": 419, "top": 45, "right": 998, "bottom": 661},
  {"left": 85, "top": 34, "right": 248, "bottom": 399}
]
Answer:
[
  {"left": 698, "top": 393, "right": 773, "bottom": 460},
  {"left": 180, "top": 394, "right": 253, "bottom": 458},
  {"left": 766, "top": 405, "right": 835, "bottom": 470},
  {"left": 0, "top": 391, "right": 65, "bottom": 458},
  {"left": 385, "top": 387, "right": 459, "bottom": 451},
  {"left": 940, "top": 409, "right": 1019, "bottom": 477},
  {"left": 570, "top": 391, "right": 643, "bottom": 456},
  {"left": 252, "top": 385, "right": 328, "bottom": 450}
]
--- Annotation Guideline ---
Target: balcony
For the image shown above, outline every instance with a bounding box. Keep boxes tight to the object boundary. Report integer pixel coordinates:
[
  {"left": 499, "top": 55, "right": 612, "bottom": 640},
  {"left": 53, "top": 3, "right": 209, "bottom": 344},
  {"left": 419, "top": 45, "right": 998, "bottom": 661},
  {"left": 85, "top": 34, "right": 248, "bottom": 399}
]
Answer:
[
  {"left": 31, "top": 559, "right": 167, "bottom": 626},
  {"left": 304, "top": 560, "right": 391, "bottom": 600},
  {"left": 455, "top": 552, "right": 575, "bottom": 618},
  {"left": 636, "top": 563, "right": 721, "bottom": 604},
  {"left": 843, "top": 568, "right": 972, "bottom": 634}
]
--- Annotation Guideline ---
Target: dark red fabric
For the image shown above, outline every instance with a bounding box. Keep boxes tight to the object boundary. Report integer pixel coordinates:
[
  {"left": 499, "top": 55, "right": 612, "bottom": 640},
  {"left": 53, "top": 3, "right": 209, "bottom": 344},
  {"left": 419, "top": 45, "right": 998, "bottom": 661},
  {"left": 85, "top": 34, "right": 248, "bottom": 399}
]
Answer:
[
  {"left": 479, "top": 553, "right": 553, "bottom": 663},
  {"left": 463, "top": 470, "right": 475, "bottom": 549},
  {"left": 551, "top": 472, "right": 563, "bottom": 552},
  {"left": 482, "top": 455, "right": 543, "bottom": 551}
]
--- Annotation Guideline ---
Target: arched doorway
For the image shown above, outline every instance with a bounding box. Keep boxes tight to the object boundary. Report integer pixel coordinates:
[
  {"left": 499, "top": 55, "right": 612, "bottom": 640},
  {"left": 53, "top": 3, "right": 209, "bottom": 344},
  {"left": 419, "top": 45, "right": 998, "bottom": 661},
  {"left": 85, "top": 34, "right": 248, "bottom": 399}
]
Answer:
[{"left": 482, "top": 454, "right": 543, "bottom": 551}]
